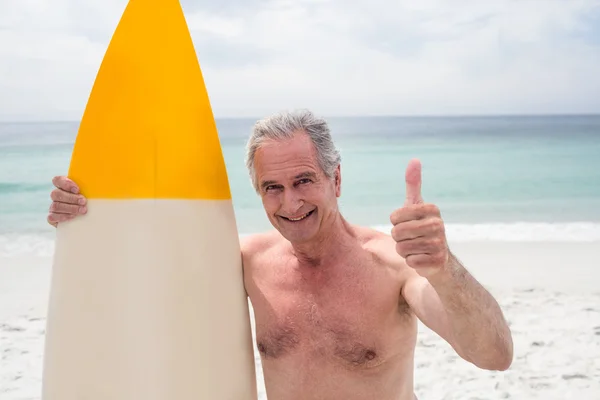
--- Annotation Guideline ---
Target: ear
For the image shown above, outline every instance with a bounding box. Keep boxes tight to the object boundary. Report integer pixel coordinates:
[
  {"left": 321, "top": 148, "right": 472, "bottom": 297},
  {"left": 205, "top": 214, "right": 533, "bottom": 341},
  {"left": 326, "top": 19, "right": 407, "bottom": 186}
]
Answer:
[{"left": 334, "top": 164, "right": 341, "bottom": 197}]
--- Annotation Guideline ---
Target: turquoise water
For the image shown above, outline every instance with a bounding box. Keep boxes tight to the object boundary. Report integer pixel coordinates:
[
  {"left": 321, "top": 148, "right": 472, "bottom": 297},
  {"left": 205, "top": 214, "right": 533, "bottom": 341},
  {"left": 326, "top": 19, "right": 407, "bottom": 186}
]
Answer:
[{"left": 1, "top": 115, "right": 599, "bottom": 255}]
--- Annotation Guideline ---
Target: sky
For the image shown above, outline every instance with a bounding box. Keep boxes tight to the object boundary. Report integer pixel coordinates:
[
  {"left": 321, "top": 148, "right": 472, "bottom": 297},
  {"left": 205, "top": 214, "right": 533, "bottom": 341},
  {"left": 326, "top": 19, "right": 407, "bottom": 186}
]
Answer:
[{"left": 0, "top": 0, "right": 599, "bottom": 121}]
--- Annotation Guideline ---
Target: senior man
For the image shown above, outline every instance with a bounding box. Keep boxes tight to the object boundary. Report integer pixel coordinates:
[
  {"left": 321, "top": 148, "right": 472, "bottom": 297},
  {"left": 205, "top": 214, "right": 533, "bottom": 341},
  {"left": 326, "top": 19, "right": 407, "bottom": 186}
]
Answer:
[{"left": 47, "top": 109, "right": 513, "bottom": 400}]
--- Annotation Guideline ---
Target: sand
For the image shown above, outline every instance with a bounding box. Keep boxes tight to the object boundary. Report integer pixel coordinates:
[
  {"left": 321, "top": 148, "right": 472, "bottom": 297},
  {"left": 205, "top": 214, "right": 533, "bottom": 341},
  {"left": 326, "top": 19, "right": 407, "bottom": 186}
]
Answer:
[{"left": 1, "top": 241, "right": 600, "bottom": 399}]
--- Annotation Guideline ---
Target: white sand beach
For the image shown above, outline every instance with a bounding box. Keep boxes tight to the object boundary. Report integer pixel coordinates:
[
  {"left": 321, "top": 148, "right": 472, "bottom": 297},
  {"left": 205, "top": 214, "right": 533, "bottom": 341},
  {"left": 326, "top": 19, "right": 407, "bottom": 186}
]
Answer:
[{"left": 1, "top": 241, "right": 599, "bottom": 399}]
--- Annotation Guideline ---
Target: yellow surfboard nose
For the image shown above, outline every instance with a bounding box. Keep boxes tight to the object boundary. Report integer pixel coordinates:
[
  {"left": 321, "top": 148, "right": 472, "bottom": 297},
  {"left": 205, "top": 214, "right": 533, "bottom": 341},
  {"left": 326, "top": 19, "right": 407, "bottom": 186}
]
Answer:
[{"left": 68, "top": 0, "right": 231, "bottom": 200}]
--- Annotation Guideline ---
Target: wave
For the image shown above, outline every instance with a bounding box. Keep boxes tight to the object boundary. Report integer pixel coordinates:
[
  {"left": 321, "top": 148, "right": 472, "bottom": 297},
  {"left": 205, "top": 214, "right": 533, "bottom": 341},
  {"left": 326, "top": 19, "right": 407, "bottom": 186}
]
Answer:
[
  {"left": 2, "top": 222, "right": 599, "bottom": 258},
  {"left": 0, "top": 182, "right": 49, "bottom": 195},
  {"left": 374, "top": 222, "right": 600, "bottom": 243},
  {"left": 0, "top": 234, "right": 56, "bottom": 258}
]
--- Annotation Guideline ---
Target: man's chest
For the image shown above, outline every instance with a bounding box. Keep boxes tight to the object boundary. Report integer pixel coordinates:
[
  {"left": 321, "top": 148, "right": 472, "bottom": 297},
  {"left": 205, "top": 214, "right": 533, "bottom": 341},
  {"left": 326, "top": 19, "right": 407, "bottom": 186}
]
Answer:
[{"left": 248, "top": 268, "right": 409, "bottom": 368}]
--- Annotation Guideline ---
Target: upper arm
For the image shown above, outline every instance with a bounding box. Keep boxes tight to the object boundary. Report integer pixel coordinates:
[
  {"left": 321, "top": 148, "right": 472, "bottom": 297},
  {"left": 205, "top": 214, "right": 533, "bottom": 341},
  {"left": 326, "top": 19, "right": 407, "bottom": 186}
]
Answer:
[
  {"left": 240, "top": 235, "right": 260, "bottom": 298},
  {"left": 239, "top": 231, "right": 277, "bottom": 297}
]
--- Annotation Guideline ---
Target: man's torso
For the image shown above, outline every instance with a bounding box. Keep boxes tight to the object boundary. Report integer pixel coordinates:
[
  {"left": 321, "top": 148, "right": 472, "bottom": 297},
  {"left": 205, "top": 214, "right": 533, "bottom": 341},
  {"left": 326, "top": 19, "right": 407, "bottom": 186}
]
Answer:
[{"left": 242, "top": 227, "right": 418, "bottom": 400}]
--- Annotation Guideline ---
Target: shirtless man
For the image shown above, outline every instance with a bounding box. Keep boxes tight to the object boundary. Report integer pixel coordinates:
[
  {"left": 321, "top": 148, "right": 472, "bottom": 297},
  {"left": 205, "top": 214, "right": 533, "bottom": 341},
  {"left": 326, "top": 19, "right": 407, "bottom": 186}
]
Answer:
[{"left": 47, "top": 109, "right": 513, "bottom": 399}]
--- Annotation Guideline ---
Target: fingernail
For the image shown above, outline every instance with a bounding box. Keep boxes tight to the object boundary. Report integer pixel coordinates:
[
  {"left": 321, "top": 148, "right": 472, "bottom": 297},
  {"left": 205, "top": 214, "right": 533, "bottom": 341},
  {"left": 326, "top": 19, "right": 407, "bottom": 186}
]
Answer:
[
  {"left": 71, "top": 187, "right": 79, "bottom": 194},
  {"left": 80, "top": 206, "right": 87, "bottom": 214},
  {"left": 78, "top": 197, "right": 86, "bottom": 205}
]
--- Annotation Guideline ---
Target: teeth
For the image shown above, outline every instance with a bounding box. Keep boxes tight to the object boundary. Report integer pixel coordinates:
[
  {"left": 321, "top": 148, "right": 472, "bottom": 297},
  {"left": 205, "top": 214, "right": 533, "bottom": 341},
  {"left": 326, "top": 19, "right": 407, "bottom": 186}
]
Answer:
[{"left": 288, "top": 212, "right": 310, "bottom": 221}]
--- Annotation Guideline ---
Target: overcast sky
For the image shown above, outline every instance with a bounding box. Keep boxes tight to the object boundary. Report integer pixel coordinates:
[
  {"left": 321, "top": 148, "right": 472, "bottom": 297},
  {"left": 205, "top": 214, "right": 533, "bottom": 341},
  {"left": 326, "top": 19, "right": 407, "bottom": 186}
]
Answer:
[{"left": 1, "top": 0, "right": 599, "bottom": 121}]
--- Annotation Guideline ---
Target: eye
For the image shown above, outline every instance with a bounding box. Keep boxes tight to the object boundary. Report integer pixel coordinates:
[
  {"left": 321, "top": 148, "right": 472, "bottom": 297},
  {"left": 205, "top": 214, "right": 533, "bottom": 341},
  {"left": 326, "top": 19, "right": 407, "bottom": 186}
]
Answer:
[
  {"left": 296, "top": 178, "right": 311, "bottom": 186},
  {"left": 265, "top": 185, "right": 283, "bottom": 193}
]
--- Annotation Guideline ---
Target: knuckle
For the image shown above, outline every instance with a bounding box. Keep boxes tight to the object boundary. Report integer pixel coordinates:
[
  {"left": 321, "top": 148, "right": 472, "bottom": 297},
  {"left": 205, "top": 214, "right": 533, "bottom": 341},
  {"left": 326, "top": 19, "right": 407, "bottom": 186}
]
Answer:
[
  {"left": 424, "top": 203, "right": 439, "bottom": 215},
  {"left": 50, "top": 190, "right": 62, "bottom": 201},
  {"left": 51, "top": 203, "right": 68, "bottom": 213},
  {"left": 391, "top": 226, "right": 398, "bottom": 240},
  {"left": 436, "top": 219, "right": 445, "bottom": 232},
  {"left": 395, "top": 242, "right": 407, "bottom": 256},
  {"left": 391, "top": 225, "right": 404, "bottom": 241},
  {"left": 435, "top": 253, "right": 447, "bottom": 265},
  {"left": 425, "top": 218, "right": 437, "bottom": 230},
  {"left": 390, "top": 209, "right": 403, "bottom": 224},
  {"left": 427, "top": 217, "right": 444, "bottom": 233},
  {"left": 54, "top": 175, "right": 66, "bottom": 188},
  {"left": 430, "top": 236, "right": 443, "bottom": 247},
  {"left": 410, "top": 204, "right": 423, "bottom": 214}
]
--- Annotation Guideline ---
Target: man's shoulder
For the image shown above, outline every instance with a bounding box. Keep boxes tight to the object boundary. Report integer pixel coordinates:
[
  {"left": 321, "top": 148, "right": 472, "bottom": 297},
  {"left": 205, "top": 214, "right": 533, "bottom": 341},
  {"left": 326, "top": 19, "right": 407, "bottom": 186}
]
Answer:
[
  {"left": 353, "top": 225, "right": 394, "bottom": 249},
  {"left": 240, "top": 229, "right": 283, "bottom": 258},
  {"left": 354, "top": 225, "right": 406, "bottom": 271}
]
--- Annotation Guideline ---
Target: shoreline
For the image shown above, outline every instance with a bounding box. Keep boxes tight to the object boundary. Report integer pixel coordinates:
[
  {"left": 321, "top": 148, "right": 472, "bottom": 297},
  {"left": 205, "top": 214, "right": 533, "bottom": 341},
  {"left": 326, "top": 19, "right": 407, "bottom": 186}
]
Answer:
[{"left": 1, "top": 240, "right": 599, "bottom": 320}]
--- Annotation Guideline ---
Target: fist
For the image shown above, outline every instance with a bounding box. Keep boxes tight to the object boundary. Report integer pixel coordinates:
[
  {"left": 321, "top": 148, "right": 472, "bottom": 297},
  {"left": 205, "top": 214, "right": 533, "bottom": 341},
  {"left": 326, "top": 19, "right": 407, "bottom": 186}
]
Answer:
[{"left": 390, "top": 159, "right": 449, "bottom": 278}]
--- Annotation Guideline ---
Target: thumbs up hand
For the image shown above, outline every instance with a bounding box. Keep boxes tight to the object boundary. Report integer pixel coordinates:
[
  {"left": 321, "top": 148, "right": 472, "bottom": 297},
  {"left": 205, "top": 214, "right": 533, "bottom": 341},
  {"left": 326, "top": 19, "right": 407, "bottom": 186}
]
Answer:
[{"left": 390, "top": 159, "right": 450, "bottom": 279}]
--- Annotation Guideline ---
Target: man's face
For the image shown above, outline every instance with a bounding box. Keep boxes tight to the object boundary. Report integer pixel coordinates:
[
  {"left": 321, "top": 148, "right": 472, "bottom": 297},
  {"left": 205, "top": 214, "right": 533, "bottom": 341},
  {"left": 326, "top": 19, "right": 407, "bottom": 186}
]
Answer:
[{"left": 254, "top": 131, "right": 341, "bottom": 244}]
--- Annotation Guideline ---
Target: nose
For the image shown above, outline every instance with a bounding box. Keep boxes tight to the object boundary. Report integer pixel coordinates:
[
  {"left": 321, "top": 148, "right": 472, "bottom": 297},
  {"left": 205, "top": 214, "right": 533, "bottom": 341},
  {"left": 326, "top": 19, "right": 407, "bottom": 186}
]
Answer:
[{"left": 281, "top": 188, "right": 303, "bottom": 216}]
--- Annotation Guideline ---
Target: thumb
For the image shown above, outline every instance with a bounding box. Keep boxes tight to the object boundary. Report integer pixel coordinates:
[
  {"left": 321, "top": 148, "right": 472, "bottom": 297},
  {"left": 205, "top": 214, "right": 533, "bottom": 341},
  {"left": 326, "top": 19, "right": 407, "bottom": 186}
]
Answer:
[{"left": 405, "top": 158, "right": 423, "bottom": 205}]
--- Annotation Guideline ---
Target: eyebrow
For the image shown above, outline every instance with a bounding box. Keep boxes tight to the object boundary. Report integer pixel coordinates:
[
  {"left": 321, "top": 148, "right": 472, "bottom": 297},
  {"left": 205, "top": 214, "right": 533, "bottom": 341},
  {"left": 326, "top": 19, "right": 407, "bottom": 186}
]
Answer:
[
  {"left": 294, "top": 172, "right": 317, "bottom": 180},
  {"left": 260, "top": 172, "right": 317, "bottom": 190}
]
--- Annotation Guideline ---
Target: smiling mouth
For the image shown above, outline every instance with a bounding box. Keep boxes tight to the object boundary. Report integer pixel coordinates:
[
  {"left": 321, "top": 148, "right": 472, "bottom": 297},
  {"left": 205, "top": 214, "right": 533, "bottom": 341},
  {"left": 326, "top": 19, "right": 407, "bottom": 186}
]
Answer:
[{"left": 281, "top": 209, "right": 315, "bottom": 222}]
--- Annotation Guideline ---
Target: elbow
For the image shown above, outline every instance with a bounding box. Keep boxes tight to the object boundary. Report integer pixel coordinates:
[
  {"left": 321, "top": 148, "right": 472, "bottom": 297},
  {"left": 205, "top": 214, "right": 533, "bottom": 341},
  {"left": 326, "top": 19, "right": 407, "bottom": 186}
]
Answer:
[
  {"left": 497, "top": 340, "right": 514, "bottom": 371},
  {"left": 479, "top": 351, "right": 513, "bottom": 371},
  {"left": 474, "top": 340, "right": 514, "bottom": 371},
  {"left": 461, "top": 335, "right": 514, "bottom": 371}
]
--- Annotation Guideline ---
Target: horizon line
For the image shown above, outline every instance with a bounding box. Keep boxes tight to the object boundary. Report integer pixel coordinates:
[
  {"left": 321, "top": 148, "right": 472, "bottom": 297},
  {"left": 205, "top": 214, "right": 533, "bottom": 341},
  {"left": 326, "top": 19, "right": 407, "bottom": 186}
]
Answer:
[{"left": 1, "top": 111, "right": 599, "bottom": 124}]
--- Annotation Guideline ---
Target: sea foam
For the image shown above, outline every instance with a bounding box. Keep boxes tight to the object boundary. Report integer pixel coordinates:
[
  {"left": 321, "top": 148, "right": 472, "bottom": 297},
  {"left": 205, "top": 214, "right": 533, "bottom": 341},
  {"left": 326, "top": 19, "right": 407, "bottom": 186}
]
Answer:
[
  {"left": 1, "top": 222, "right": 599, "bottom": 258},
  {"left": 374, "top": 222, "right": 600, "bottom": 243}
]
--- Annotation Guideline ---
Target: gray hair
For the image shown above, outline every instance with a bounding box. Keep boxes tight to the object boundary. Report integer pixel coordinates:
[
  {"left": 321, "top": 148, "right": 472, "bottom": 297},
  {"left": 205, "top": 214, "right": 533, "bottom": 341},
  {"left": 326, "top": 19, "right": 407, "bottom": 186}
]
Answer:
[{"left": 245, "top": 109, "right": 341, "bottom": 192}]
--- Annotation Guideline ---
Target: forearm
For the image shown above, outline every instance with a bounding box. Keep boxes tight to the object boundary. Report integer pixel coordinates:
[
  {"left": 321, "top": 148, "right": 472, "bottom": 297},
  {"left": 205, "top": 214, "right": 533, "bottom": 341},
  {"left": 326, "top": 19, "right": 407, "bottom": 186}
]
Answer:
[{"left": 428, "top": 252, "right": 513, "bottom": 370}]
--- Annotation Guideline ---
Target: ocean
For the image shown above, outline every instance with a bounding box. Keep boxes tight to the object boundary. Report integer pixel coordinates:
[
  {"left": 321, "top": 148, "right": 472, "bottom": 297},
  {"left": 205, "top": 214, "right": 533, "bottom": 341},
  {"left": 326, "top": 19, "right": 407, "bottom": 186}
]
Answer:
[
  {"left": 2, "top": 114, "right": 600, "bottom": 400},
  {"left": 1, "top": 114, "right": 600, "bottom": 258}
]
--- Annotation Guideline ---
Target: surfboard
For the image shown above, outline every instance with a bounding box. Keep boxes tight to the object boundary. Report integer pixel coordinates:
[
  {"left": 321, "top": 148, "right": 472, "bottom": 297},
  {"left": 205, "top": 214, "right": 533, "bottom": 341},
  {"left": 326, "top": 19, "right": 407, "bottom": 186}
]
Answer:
[{"left": 41, "top": 0, "right": 258, "bottom": 398}]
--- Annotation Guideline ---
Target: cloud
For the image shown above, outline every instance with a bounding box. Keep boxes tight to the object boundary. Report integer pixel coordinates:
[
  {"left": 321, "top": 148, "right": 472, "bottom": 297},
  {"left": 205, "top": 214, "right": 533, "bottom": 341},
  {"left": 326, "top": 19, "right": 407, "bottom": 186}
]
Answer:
[{"left": 0, "top": 0, "right": 599, "bottom": 121}]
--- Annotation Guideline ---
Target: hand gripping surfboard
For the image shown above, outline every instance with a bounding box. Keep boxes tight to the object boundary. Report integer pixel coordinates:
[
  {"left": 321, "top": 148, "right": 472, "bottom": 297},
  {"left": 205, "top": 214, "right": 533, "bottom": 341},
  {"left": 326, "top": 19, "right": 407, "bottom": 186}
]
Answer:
[{"left": 41, "top": 0, "right": 258, "bottom": 398}]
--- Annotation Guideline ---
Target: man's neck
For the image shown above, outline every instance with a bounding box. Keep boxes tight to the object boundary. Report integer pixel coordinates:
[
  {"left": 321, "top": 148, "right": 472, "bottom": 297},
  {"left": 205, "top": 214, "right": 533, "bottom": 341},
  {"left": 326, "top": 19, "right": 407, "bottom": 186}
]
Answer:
[{"left": 291, "top": 212, "right": 355, "bottom": 267}]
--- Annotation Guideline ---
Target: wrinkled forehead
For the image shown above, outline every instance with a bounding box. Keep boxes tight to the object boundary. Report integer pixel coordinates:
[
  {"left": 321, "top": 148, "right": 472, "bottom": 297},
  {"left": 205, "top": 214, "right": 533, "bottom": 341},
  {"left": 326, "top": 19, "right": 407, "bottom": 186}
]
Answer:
[
  {"left": 255, "top": 134, "right": 318, "bottom": 166},
  {"left": 254, "top": 135, "right": 322, "bottom": 180}
]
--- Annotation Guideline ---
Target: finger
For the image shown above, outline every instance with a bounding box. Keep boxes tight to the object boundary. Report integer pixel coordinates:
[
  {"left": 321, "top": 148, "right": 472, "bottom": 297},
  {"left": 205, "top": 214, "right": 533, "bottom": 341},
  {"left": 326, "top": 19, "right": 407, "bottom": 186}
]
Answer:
[
  {"left": 395, "top": 238, "right": 438, "bottom": 258},
  {"left": 391, "top": 218, "right": 443, "bottom": 242},
  {"left": 404, "top": 158, "right": 423, "bottom": 206},
  {"left": 47, "top": 213, "right": 77, "bottom": 227},
  {"left": 390, "top": 203, "right": 440, "bottom": 225},
  {"left": 50, "top": 202, "right": 87, "bottom": 215},
  {"left": 391, "top": 220, "right": 424, "bottom": 242},
  {"left": 52, "top": 175, "right": 80, "bottom": 194},
  {"left": 51, "top": 188, "right": 86, "bottom": 206},
  {"left": 47, "top": 214, "right": 57, "bottom": 227}
]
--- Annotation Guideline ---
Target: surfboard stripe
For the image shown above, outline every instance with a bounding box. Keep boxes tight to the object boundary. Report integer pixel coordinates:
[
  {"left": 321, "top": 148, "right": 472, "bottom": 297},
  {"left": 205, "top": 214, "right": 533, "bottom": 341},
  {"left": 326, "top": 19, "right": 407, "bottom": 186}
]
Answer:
[{"left": 68, "top": 0, "right": 231, "bottom": 200}]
